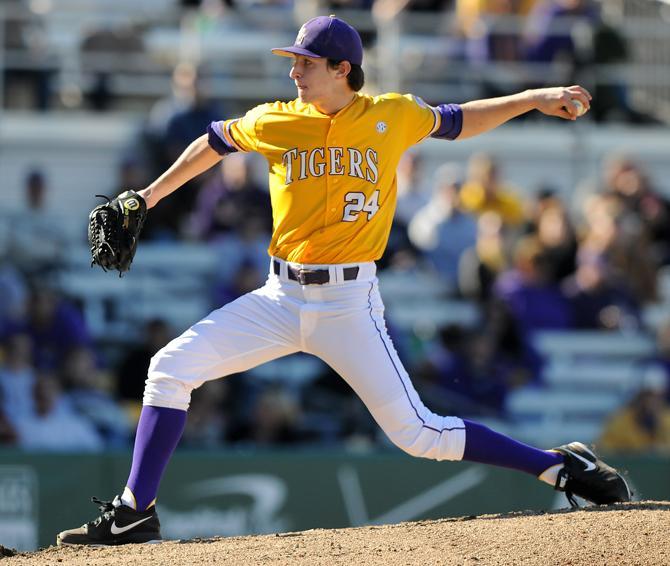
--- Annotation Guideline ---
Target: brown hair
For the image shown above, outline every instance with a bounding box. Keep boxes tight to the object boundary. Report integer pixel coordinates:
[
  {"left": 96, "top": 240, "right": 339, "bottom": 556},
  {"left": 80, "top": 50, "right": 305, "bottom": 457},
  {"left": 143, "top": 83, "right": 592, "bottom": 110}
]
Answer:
[{"left": 327, "top": 59, "right": 365, "bottom": 91}]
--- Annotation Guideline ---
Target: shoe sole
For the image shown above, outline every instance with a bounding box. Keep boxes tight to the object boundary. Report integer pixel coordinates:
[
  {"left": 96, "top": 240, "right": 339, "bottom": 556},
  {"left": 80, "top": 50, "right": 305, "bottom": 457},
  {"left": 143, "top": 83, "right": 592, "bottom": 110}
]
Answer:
[{"left": 57, "top": 539, "right": 163, "bottom": 547}]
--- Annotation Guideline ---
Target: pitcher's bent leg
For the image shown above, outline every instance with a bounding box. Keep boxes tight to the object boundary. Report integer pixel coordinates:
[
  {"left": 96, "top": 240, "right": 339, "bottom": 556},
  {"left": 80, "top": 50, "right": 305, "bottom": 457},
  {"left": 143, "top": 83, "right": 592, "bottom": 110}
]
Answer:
[
  {"left": 307, "top": 282, "right": 465, "bottom": 461},
  {"left": 144, "top": 287, "right": 300, "bottom": 410},
  {"left": 126, "top": 286, "right": 299, "bottom": 510},
  {"left": 308, "top": 282, "right": 564, "bottom": 476}
]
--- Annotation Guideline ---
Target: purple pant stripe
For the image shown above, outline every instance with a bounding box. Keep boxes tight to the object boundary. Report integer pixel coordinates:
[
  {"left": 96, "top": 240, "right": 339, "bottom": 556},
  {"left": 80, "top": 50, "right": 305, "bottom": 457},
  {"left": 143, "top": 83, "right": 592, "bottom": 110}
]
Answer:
[{"left": 366, "top": 283, "right": 465, "bottom": 435}]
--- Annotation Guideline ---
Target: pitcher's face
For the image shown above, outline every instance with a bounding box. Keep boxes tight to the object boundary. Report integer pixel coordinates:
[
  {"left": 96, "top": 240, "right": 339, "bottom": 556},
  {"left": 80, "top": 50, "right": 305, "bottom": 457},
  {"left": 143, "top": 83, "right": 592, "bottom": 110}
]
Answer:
[{"left": 289, "top": 55, "right": 339, "bottom": 106}]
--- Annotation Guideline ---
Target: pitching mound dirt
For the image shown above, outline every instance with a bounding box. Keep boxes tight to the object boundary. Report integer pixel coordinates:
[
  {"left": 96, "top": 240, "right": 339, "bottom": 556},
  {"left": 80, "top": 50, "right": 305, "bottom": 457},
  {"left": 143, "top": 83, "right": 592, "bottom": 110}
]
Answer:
[{"left": 3, "top": 501, "right": 669, "bottom": 565}]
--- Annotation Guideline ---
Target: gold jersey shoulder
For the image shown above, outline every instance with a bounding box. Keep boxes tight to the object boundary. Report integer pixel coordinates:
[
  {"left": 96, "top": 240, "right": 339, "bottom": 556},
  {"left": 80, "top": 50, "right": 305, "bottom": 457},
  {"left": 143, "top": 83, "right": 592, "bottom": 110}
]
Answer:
[{"left": 220, "top": 93, "right": 441, "bottom": 264}]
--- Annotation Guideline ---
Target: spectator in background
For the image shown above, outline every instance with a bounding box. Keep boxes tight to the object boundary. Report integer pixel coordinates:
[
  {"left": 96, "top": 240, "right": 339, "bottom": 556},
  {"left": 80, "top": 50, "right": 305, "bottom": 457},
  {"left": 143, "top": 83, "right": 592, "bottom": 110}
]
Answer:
[
  {"left": 61, "top": 348, "right": 132, "bottom": 446},
  {"left": 2, "top": 0, "right": 55, "bottom": 111},
  {"left": 532, "top": 199, "right": 578, "bottom": 283},
  {"left": 600, "top": 155, "right": 670, "bottom": 266},
  {"left": 372, "top": 0, "right": 452, "bottom": 22},
  {"left": 187, "top": 153, "right": 272, "bottom": 241},
  {"left": 183, "top": 0, "right": 239, "bottom": 8},
  {"left": 210, "top": 215, "right": 274, "bottom": 289},
  {"left": 226, "top": 384, "right": 309, "bottom": 446},
  {"left": 80, "top": 23, "right": 146, "bottom": 111},
  {"left": 458, "top": 211, "right": 510, "bottom": 301},
  {"left": 652, "top": 321, "right": 670, "bottom": 404},
  {"left": 5, "top": 168, "right": 72, "bottom": 276},
  {"left": 302, "top": 364, "right": 379, "bottom": 447},
  {"left": 578, "top": 193, "right": 658, "bottom": 305},
  {"left": 380, "top": 157, "right": 423, "bottom": 270},
  {"left": 5, "top": 285, "right": 93, "bottom": 372},
  {"left": 561, "top": 248, "right": 639, "bottom": 330},
  {"left": 461, "top": 0, "right": 531, "bottom": 99},
  {"left": 181, "top": 381, "right": 229, "bottom": 447},
  {"left": 116, "top": 319, "right": 174, "bottom": 404},
  {"left": 145, "top": 62, "right": 202, "bottom": 176},
  {"left": 163, "top": 67, "right": 222, "bottom": 166},
  {"left": 142, "top": 62, "right": 223, "bottom": 239},
  {"left": 418, "top": 325, "right": 512, "bottom": 417},
  {"left": 0, "top": 406, "right": 17, "bottom": 445},
  {"left": 213, "top": 259, "right": 265, "bottom": 307},
  {"left": 521, "top": 0, "right": 599, "bottom": 88},
  {"left": 110, "top": 158, "right": 150, "bottom": 203},
  {"left": 14, "top": 376, "right": 104, "bottom": 452},
  {"left": 588, "top": 12, "right": 657, "bottom": 123},
  {"left": 494, "top": 235, "right": 573, "bottom": 333},
  {"left": 459, "top": 153, "right": 525, "bottom": 227},
  {"left": 457, "top": 0, "right": 537, "bottom": 47},
  {"left": 599, "top": 368, "right": 670, "bottom": 454},
  {"left": 395, "top": 152, "right": 429, "bottom": 228},
  {"left": 408, "top": 162, "right": 477, "bottom": 290},
  {"left": 522, "top": 186, "right": 561, "bottom": 234},
  {"left": 0, "top": 333, "right": 36, "bottom": 426},
  {"left": 0, "top": 264, "right": 28, "bottom": 330}
]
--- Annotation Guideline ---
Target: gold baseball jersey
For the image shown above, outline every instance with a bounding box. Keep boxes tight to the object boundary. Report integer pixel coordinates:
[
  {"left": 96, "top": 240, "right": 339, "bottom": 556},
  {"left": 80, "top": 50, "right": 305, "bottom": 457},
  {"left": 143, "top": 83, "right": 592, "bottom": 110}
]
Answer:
[{"left": 208, "top": 93, "right": 462, "bottom": 264}]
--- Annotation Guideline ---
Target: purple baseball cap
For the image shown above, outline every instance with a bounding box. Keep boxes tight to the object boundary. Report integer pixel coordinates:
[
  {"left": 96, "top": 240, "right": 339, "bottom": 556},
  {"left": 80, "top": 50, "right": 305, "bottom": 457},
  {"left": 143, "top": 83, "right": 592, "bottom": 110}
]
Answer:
[{"left": 272, "top": 15, "right": 363, "bottom": 66}]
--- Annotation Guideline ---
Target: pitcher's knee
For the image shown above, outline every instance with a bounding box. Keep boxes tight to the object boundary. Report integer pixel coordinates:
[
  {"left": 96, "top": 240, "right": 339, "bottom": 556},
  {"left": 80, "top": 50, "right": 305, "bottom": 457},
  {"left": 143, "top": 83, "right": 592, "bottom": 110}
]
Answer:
[
  {"left": 387, "top": 424, "right": 436, "bottom": 459},
  {"left": 386, "top": 418, "right": 466, "bottom": 461},
  {"left": 143, "top": 374, "right": 193, "bottom": 411},
  {"left": 141, "top": 349, "right": 195, "bottom": 411}
]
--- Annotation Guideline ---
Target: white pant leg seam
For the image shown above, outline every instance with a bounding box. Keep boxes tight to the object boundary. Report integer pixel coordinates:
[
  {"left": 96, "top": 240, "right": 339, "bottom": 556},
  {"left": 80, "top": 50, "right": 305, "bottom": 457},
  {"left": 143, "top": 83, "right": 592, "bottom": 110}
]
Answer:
[{"left": 365, "top": 282, "right": 465, "bottom": 435}]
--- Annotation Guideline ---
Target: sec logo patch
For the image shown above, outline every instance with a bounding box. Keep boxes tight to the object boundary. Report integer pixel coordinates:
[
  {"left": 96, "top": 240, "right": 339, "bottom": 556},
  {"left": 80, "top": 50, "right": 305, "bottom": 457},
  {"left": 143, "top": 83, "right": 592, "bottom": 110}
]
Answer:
[{"left": 376, "top": 121, "right": 387, "bottom": 133}]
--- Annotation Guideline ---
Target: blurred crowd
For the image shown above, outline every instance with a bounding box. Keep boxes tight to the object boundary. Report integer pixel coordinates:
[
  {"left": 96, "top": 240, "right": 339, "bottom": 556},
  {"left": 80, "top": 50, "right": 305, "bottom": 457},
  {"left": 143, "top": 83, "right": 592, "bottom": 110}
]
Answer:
[
  {"left": 2, "top": 138, "right": 670, "bottom": 455},
  {"left": 1, "top": 0, "right": 665, "bottom": 123},
  {"left": 1, "top": 0, "right": 670, "bottom": 455}
]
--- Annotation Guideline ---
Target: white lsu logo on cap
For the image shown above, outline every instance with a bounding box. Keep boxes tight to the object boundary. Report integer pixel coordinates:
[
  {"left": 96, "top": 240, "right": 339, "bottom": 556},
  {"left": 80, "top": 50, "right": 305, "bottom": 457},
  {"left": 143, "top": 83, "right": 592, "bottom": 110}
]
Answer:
[{"left": 296, "top": 25, "right": 308, "bottom": 45}]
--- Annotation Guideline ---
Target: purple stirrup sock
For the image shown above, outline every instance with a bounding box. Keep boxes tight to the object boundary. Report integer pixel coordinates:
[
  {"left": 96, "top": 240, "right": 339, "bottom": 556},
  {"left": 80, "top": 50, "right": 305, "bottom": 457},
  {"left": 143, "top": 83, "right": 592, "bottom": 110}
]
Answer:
[
  {"left": 462, "top": 419, "right": 563, "bottom": 476},
  {"left": 126, "top": 406, "right": 187, "bottom": 510}
]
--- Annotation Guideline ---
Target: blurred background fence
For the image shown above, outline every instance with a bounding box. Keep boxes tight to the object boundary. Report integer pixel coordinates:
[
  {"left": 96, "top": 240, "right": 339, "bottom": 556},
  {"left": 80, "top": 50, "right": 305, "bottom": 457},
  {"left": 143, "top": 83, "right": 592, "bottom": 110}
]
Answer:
[{"left": 1, "top": 451, "right": 669, "bottom": 550}]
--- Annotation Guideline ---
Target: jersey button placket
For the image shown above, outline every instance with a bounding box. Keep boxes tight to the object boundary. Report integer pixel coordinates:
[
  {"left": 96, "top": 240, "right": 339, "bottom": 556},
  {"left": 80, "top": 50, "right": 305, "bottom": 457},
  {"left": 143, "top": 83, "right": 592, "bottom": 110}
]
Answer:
[{"left": 326, "top": 119, "right": 339, "bottom": 223}]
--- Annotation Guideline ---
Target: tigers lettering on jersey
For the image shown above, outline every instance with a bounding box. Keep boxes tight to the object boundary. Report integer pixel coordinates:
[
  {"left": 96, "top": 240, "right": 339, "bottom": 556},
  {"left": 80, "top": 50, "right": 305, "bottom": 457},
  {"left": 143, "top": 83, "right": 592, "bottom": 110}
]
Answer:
[
  {"left": 282, "top": 147, "right": 378, "bottom": 185},
  {"left": 208, "top": 93, "right": 461, "bottom": 264}
]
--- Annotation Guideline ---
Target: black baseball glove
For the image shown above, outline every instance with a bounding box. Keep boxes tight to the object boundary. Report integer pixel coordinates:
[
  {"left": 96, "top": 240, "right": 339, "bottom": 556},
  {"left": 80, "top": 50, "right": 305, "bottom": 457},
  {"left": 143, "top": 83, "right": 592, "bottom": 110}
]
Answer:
[{"left": 88, "top": 190, "right": 147, "bottom": 276}]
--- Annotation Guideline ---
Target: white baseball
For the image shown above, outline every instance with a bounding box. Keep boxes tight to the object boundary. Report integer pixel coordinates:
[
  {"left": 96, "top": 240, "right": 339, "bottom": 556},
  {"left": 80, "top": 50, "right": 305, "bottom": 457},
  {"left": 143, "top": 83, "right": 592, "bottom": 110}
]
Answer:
[{"left": 571, "top": 98, "right": 587, "bottom": 117}]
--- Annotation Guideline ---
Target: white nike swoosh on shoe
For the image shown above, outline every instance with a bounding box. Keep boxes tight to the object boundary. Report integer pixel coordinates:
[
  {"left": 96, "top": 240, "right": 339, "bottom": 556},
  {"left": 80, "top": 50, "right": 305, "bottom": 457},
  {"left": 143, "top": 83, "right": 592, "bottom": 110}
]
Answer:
[
  {"left": 565, "top": 449, "right": 597, "bottom": 472},
  {"left": 110, "top": 516, "right": 153, "bottom": 535}
]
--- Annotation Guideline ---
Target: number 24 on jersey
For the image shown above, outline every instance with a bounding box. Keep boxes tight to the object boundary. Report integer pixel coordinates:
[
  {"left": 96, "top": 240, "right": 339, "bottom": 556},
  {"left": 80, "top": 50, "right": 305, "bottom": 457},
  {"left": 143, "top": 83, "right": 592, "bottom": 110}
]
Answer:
[{"left": 342, "top": 190, "right": 380, "bottom": 222}]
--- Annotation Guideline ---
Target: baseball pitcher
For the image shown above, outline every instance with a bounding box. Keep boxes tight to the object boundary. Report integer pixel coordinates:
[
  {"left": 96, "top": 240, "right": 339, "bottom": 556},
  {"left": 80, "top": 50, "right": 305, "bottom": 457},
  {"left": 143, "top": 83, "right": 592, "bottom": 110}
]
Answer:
[{"left": 59, "top": 15, "right": 630, "bottom": 546}]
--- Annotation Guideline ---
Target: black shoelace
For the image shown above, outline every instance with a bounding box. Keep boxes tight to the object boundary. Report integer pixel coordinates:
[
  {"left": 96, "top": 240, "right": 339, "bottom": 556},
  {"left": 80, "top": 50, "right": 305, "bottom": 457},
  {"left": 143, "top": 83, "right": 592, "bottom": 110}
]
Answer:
[
  {"left": 90, "top": 496, "right": 116, "bottom": 527},
  {"left": 555, "top": 469, "right": 580, "bottom": 508}
]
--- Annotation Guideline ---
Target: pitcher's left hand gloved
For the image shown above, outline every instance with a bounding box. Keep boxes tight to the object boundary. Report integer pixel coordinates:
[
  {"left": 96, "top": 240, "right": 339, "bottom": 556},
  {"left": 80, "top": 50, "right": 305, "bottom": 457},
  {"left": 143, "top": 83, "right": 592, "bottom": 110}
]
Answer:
[{"left": 88, "top": 190, "right": 147, "bottom": 276}]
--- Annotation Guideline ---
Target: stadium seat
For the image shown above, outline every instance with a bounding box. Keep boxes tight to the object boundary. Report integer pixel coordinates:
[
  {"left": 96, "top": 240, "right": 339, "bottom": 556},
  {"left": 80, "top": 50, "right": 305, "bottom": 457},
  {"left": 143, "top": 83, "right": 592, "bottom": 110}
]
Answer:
[
  {"left": 542, "top": 360, "right": 644, "bottom": 393},
  {"left": 532, "top": 330, "right": 656, "bottom": 360}
]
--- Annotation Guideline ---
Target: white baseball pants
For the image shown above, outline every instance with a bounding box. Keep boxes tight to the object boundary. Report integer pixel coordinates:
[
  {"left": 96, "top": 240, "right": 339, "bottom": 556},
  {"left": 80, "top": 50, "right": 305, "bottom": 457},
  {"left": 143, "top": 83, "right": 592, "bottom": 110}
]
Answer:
[{"left": 144, "top": 258, "right": 465, "bottom": 461}]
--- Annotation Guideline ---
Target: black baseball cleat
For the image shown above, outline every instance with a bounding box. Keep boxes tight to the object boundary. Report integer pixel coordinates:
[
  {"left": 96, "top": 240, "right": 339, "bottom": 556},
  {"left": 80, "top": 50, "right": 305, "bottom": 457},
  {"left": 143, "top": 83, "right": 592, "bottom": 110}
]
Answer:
[
  {"left": 56, "top": 496, "right": 162, "bottom": 546},
  {"left": 551, "top": 441, "right": 631, "bottom": 507}
]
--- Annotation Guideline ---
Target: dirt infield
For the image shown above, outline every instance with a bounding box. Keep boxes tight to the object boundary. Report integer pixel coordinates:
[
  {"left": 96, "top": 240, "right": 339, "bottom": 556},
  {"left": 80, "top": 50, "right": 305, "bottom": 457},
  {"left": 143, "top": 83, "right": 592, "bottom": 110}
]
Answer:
[{"left": 3, "top": 501, "right": 669, "bottom": 565}]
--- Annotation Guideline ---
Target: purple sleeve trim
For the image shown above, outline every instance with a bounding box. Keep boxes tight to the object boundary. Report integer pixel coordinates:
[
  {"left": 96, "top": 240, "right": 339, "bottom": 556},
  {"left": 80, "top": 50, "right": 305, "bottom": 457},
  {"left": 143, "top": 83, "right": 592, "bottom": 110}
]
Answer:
[
  {"left": 431, "top": 103, "right": 463, "bottom": 140},
  {"left": 207, "top": 122, "right": 238, "bottom": 155}
]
